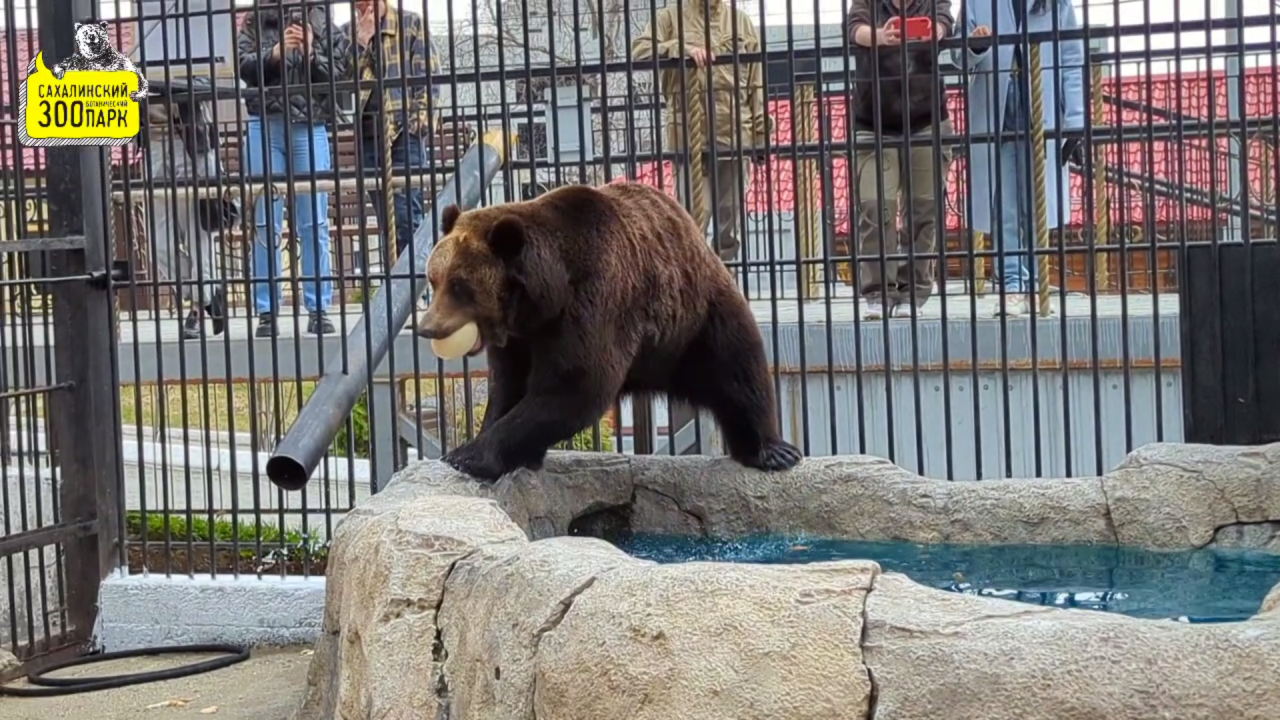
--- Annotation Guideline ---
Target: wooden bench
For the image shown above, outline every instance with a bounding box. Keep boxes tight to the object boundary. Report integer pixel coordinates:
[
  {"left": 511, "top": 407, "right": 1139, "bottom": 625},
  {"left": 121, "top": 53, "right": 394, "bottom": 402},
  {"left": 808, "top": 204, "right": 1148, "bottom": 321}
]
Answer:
[
  {"left": 948, "top": 227, "right": 1182, "bottom": 295},
  {"left": 829, "top": 225, "right": 1184, "bottom": 297}
]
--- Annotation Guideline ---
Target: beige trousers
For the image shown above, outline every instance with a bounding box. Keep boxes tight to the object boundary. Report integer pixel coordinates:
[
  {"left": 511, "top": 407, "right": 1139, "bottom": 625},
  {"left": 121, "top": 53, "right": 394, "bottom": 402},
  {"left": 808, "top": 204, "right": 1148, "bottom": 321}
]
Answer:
[{"left": 854, "top": 120, "right": 953, "bottom": 306}]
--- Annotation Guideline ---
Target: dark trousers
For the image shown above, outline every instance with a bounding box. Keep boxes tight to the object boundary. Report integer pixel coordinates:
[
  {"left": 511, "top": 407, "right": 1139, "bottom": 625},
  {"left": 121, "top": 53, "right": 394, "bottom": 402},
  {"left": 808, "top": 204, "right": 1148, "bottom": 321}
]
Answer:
[{"left": 358, "top": 130, "right": 429, "bottom": 263}]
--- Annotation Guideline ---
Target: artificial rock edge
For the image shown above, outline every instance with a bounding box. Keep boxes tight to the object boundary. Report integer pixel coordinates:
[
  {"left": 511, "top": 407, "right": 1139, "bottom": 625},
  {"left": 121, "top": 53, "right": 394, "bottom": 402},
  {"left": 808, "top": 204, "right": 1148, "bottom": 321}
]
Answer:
[{"left": 293, "top": 442, "right": 1280, "bottom": 720}]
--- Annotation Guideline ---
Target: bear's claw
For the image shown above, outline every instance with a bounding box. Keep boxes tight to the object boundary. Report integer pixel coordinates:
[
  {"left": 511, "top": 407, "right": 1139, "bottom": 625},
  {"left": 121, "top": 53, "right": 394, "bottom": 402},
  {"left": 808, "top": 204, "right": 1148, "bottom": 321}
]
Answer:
[
  {"left": 442, "top": 443, "right": 507, "bottom": 483},
  {"left": 758, "top": 440, "right": 803, "bottom": 472}
]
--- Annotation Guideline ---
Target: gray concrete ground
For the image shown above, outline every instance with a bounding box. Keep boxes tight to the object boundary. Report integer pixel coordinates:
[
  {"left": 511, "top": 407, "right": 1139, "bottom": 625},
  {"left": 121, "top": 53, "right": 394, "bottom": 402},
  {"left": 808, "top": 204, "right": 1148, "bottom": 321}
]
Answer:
[{"left": 0, "top": 646, "right": 310, "bottom": 720}]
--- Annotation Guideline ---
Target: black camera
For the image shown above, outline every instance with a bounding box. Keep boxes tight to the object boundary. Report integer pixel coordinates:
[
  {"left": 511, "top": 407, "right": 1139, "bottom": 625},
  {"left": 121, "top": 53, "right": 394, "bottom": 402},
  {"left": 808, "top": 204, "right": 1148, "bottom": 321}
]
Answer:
[{"left": 285, "top": 7, "right": 306, "bottom": 27}]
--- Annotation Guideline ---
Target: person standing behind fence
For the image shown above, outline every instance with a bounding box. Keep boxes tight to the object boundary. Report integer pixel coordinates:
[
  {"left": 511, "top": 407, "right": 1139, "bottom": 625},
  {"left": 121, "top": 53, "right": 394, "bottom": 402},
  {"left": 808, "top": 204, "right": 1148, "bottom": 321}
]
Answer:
[
  {"left": 632, "top": 0, "right": 771, "bottom": 263},
  {"left": 955, "top": 0, "right": 1084, "bottom": 317},
  {"left": 339, "top": 0, "right": 440, "bottom": 276},
  {"left": 145, "top": 85, "right": 234, "bottom": 341},
  {"left": 848, "top": 0, "right": 954, "bottom": 320},
  {"left": 238, "top": 0, "right": 349, "bottom": 338}
]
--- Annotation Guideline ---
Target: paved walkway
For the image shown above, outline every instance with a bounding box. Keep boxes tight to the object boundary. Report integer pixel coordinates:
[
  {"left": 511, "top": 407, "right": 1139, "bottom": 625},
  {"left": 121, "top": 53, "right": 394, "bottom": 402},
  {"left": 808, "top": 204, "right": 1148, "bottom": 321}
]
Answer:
[{"left": 0, "top": 647, "right": 309, "bottom": 720}]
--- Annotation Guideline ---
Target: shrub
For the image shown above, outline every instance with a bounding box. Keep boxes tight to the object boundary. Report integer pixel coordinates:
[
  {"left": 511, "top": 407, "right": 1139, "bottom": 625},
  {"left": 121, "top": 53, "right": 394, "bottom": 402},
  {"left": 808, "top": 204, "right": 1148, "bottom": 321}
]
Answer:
[
  {"left": 331, "top": 391, "right": 371, "bottom": 459},
  {"left": 325, "top": 287, "right": 373, "bottom": 460},
  {"left": 125, "top": 511, "right": 329, "bottom": 562}
]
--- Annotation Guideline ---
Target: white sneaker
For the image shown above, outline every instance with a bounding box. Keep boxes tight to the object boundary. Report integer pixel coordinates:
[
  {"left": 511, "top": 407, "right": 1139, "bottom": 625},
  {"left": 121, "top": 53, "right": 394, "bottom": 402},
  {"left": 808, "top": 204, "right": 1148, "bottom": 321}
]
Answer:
[
  {"left": 993, "top": 294, "right": 1030, "bottom": 317},
  {"left": 891, "top": 303, "right": 917, "bottom": 318},
  {"left": 863, "top": 300, "right": 885, "bottom": 320}
]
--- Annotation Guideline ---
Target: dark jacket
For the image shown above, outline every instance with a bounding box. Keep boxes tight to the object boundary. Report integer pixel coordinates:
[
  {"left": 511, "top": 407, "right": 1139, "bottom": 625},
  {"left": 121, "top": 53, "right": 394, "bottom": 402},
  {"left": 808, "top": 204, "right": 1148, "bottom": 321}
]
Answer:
[
  {"left": 236, "top": 4, "right": 350, "bottom": 124},
  {"left": 847, "top": 0, "right": 953, "bottom": 135}
]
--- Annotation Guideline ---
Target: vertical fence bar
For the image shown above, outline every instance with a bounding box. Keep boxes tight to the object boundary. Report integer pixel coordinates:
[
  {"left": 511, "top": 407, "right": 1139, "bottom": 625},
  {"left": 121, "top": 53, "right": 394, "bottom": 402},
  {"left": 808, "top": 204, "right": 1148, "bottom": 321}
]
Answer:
[
  {"left": 37, "top": 0, "right": 124, "bottom": 639},
  {"left": 1221, "top": 0, "right": 1245, "bottom": 245}
]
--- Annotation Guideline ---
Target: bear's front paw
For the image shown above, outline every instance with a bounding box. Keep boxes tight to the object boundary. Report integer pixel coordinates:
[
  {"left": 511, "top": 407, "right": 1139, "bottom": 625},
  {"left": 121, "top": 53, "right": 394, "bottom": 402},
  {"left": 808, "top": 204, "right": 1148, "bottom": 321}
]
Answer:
[
  {"left": 737, "top": 440, "right": 803, "bottom": 472},
  {"left": 442, "top": 443, "right": 508, "bottom": 482},
  {"left": 129, "top": 90, "right": 147, "bottom": 102},
  {"left": 764, "top": 440, "right": 803, "bottom": 471}
]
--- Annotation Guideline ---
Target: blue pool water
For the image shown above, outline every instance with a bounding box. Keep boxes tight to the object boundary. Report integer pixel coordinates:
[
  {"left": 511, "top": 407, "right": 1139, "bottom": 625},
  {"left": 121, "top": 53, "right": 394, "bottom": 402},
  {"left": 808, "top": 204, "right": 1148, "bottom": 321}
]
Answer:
[{"left": 620, "top": 535, "right": 1280, "bottom": 623}]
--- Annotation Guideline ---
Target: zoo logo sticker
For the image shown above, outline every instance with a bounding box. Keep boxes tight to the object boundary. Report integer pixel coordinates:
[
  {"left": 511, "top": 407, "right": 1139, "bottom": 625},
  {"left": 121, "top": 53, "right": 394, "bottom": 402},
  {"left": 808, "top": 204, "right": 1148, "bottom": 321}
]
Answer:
[{"left": 18, "top": 22, "right": 148, "bottom": 148}]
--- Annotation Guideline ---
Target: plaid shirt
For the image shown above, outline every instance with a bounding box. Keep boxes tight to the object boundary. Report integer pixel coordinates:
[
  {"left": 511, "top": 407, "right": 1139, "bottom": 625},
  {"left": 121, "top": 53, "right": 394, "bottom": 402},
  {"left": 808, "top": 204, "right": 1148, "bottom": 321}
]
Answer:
[{"left": 341, "top": 8, "right": 439, "bottom": 140}]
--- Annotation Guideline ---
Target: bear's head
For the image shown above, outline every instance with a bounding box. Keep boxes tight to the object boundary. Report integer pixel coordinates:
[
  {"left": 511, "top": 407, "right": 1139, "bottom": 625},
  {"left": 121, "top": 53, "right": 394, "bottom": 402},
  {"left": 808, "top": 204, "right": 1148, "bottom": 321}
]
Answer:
[
  {"left": 416, "top": 203, "right": 569, "bottom": 356},
  {"left": 73, "top": 22, "right": 112, "bottom": 60}
]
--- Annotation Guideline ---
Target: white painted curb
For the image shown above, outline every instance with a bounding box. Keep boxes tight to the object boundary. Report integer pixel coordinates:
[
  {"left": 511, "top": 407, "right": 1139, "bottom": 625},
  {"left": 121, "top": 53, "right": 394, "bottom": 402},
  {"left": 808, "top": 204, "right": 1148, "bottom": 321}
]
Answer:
[{"left": 98, "top": 573, "right": 326, "bottom": 651}]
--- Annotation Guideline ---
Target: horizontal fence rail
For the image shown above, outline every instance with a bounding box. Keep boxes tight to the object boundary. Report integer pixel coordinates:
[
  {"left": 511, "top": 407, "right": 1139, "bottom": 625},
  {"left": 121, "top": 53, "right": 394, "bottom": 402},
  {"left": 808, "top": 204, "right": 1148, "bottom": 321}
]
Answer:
[{"left": 0, "top": 0, "right": 1275, "bottom": 585}]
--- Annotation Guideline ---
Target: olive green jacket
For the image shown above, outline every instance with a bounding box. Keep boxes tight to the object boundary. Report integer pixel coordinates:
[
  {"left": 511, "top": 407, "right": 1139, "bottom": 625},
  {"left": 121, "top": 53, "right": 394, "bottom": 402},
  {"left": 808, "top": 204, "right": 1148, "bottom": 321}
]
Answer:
[{"left": 632, "top": 0, "right": 771, "bottom": 154}]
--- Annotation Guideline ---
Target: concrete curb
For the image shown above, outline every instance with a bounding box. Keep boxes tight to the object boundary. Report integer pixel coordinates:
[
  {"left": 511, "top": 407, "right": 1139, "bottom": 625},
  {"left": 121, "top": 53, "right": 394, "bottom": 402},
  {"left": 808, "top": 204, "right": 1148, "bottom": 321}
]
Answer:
[{"left": 98, "top": 573, "right": 326, "bottom": 651}]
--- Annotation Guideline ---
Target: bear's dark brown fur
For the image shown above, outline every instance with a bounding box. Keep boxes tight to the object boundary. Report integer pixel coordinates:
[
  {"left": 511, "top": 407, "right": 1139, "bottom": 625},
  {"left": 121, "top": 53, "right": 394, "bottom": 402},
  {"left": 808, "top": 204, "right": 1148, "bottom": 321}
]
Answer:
[{"left": 417, "top": 181, "right": 802, "bottom": 481}]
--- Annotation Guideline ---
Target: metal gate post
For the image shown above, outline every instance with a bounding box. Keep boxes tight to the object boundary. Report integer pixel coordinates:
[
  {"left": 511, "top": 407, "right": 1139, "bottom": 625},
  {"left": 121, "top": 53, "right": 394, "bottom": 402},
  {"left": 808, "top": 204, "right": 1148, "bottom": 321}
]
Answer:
[
  {"left": 1179, "top": 240, "right": 1280, "bottom": 445},
  {"left": 38, "top": 0, "right": 125, "bottom": 641}
]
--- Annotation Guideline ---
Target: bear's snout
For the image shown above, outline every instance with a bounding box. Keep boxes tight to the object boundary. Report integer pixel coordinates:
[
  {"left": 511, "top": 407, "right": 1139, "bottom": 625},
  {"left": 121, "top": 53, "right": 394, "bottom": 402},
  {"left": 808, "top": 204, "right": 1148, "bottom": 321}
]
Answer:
[
  {"left": 415, "top": 314, "right": 446, "bottom": 339},
  {"left": 415, "top": 312, "right": 462, "bottom": 340}
]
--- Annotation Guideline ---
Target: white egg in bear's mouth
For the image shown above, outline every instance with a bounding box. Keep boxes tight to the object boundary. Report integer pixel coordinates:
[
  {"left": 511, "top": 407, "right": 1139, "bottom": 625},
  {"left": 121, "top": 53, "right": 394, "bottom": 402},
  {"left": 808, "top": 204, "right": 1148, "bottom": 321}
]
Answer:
[{"left": 430, "top": 321, "right": 483, "bottom": 360}]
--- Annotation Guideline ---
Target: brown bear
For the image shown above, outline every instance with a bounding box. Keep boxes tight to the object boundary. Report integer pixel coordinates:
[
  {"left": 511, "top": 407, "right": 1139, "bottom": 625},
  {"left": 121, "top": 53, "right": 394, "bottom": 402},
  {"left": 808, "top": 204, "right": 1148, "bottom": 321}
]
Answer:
[{"left": 416, "top": 181, "right": 802, "bottom": 482}]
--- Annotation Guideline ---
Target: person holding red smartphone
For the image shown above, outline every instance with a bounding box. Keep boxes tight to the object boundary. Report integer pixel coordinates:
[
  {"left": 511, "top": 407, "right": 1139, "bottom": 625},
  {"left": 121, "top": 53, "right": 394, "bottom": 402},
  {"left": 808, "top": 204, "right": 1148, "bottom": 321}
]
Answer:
[{"left": 847, "top": 0, "right": 954, "bottom": 320}]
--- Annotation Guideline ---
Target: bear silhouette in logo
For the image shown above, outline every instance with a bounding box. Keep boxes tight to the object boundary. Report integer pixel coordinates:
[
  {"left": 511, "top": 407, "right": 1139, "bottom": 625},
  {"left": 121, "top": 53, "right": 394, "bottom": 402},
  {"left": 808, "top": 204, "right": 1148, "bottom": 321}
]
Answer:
[{"left": 52, "top": 21, "right": 149, "bottom": 102}]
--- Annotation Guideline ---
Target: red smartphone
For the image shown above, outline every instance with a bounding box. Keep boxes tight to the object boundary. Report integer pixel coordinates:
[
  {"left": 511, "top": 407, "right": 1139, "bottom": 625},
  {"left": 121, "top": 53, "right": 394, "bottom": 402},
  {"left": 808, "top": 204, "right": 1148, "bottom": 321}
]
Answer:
[{"left": 886, "top": 16, "right": 934, "bottom": 41}]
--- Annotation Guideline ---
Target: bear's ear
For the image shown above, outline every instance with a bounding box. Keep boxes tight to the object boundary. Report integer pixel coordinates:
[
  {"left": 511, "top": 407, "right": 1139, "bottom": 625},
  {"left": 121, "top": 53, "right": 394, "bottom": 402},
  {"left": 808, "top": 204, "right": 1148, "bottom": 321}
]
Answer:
[
  {"left": 74, "top": 22, "right": 82, "bottom": 30},
  {"left": 486, "top": 215, "right": 526, "bottom": 261},
  {"left": 99, "top": 21, "right": 108, "bottom": 28},
  {"left": 440, "top": 204, "right": 460, "bottom": 235}
]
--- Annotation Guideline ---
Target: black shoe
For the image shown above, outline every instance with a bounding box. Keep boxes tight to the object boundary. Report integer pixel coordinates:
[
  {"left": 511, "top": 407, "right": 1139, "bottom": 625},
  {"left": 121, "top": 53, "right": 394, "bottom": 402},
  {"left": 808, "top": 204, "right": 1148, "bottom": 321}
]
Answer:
[
  {"left": 205, "top": 289, "right": 226, "bottom": 336},
  {"left": 308, "top": 311, "right": 335, "bottom": 335},
  {"left": 181, "top": 309, "right": 202, "bottom": 340},
  {"left": 255, "top": 313, "right": 277, "bottom": 338}
]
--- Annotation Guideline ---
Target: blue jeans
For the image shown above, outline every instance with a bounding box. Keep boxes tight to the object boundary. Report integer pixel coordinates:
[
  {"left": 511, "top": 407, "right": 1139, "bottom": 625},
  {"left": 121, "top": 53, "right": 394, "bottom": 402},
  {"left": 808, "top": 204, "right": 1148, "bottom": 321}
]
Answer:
[
  {"left": 360, "top": 131, "right": 429, "bottom": 266},
  {"left": 994, "top": 141, "right": 1035, "bottom": 293},
  {"left": 246, "top": 115, "right": 333, "bottom": 315},
  {"left": 995, "top": 79, "right": 1033, "bottom": 293}
]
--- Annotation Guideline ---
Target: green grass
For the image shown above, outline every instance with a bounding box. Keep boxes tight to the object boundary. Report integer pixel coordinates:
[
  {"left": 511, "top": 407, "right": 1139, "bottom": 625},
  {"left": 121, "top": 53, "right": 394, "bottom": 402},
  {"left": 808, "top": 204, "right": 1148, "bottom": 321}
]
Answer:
[{"left": 118, "top": 381, "right": 319, "bottom": 435}]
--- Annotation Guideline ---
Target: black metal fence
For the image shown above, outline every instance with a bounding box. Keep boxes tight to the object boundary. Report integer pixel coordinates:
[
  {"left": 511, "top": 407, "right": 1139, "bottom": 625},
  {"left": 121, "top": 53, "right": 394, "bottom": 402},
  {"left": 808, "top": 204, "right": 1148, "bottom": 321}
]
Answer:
[
  {"left": 1, "top": 0, "right": 1278, "bottom": 669},
  {"left": 1, "top": 0, "right": 125, "bottom": 675}
]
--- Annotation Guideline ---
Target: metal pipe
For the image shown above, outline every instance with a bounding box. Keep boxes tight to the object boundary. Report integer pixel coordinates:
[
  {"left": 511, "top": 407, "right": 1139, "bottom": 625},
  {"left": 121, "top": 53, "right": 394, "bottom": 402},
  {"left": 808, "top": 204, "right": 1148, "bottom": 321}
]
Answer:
[{"left": 266, "top": 129, "right": 511, "bottom": 491}]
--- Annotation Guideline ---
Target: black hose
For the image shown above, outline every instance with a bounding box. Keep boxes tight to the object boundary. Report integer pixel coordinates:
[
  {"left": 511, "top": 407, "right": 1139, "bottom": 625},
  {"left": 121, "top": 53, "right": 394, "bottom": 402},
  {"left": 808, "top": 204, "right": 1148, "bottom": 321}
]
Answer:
[{"left": 0, "top": 643, "right": 250, "bottom": 697}]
